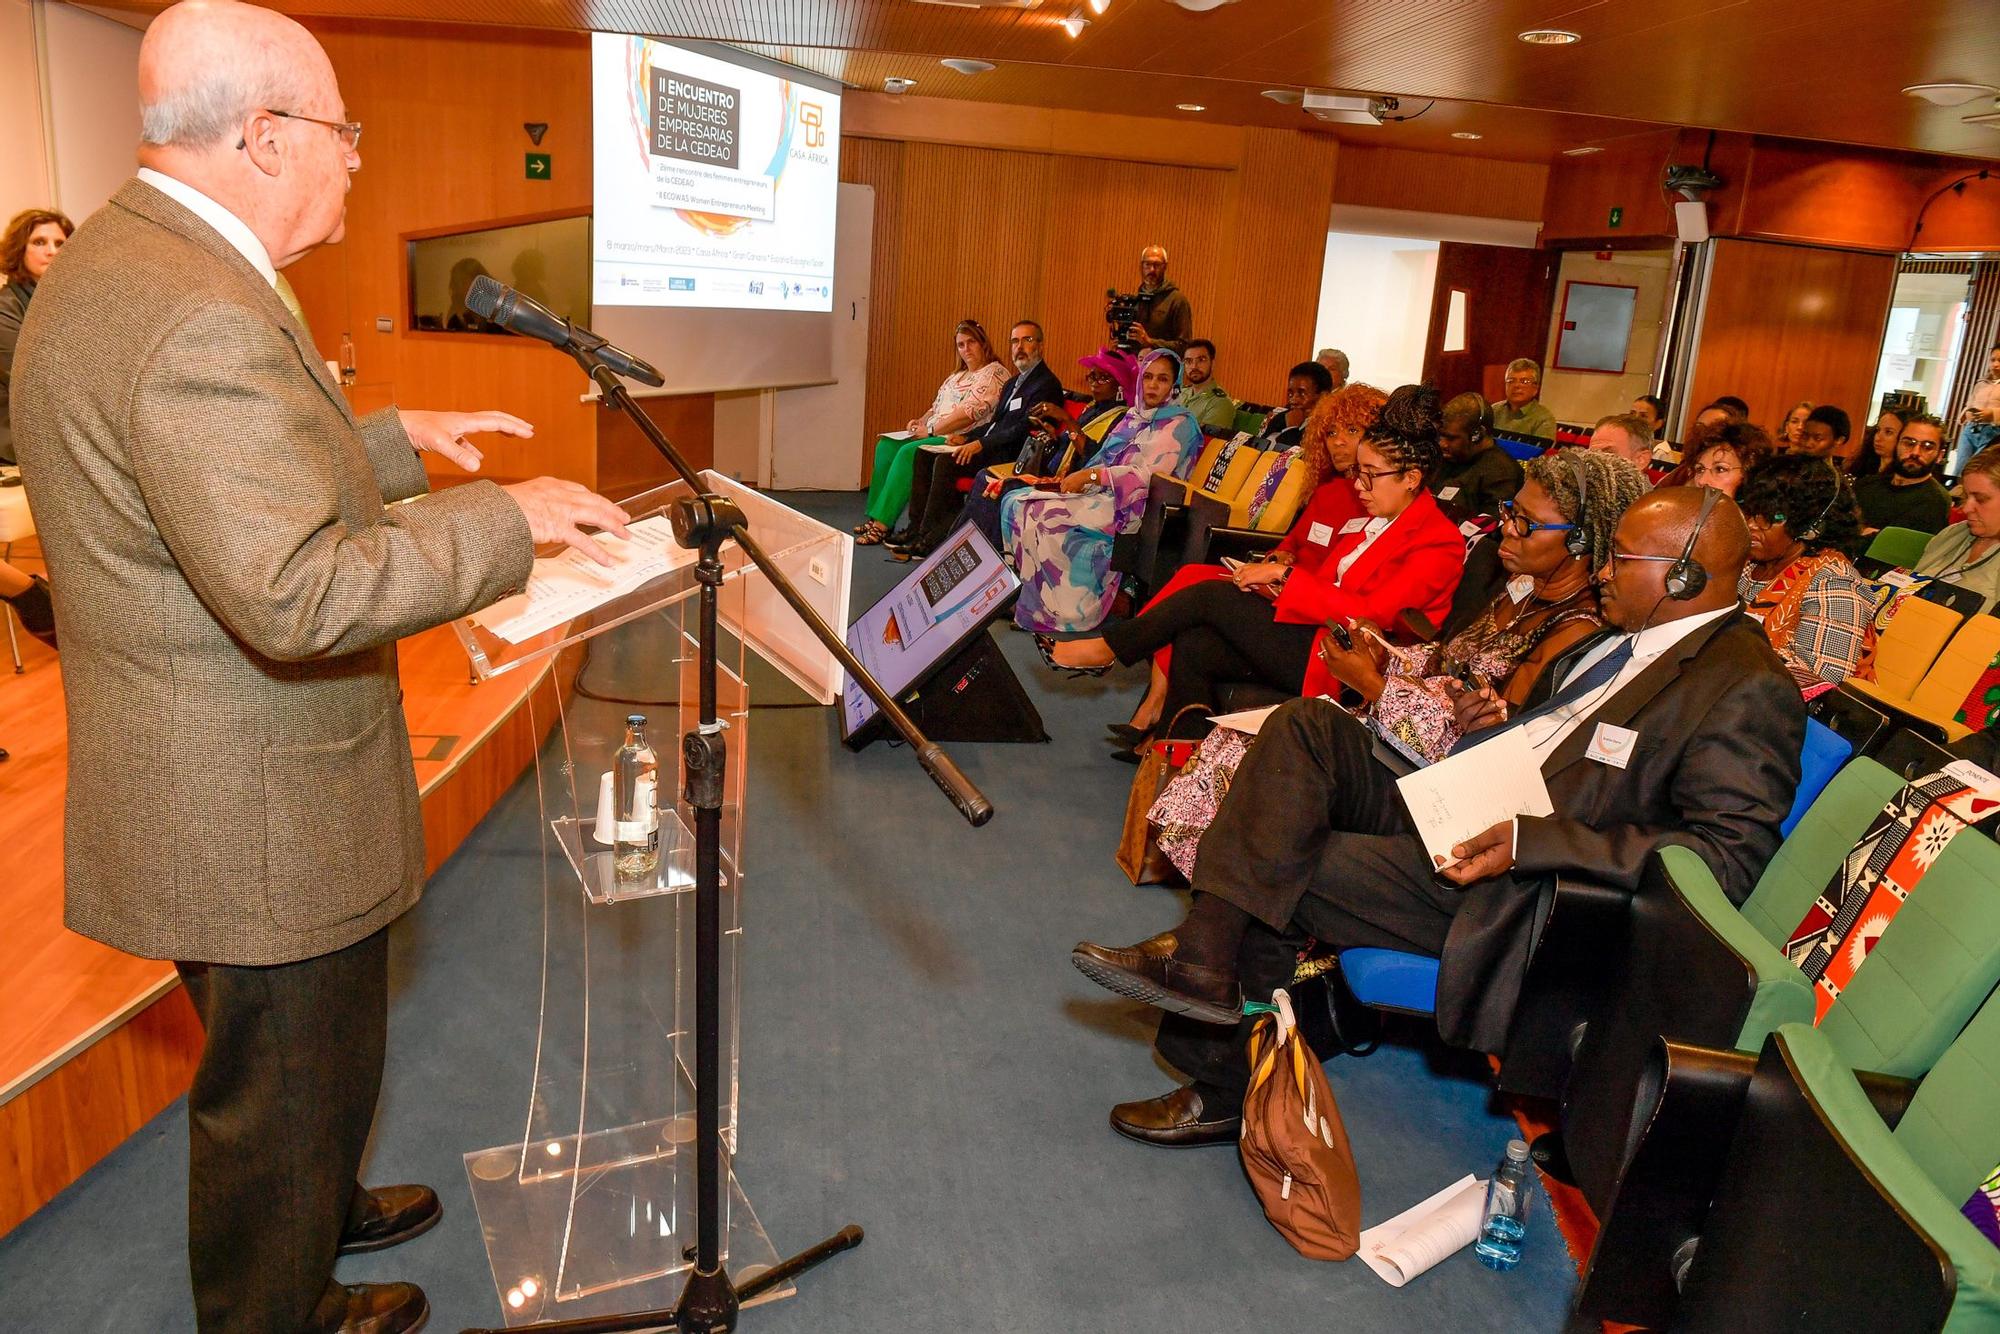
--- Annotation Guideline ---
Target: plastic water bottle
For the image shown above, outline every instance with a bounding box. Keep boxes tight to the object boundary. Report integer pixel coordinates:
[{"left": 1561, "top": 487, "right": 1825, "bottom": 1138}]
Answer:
[
  {"left": 612, "top": 715, "right": 659, "bottom": 884},
  {"left": 1475, "top": 1139, "right": 1532, "bottom": 1271}
]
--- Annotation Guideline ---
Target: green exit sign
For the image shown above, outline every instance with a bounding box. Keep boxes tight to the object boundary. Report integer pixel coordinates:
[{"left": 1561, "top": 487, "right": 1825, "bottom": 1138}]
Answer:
[
  {"left": 1608, "top": 205, "right": 1624, "bottom": 228},
  {"left": 526, "top": 152, "right": 552, "bottom": 180}
]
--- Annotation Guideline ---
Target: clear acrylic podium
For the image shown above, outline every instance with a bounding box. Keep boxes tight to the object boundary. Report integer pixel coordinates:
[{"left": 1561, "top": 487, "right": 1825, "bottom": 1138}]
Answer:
[{"left": 449, "top": 474, "right": 850, "bottom": 1326}]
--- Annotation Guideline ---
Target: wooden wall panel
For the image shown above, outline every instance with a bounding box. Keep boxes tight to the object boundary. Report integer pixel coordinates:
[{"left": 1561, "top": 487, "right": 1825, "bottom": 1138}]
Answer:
[
  {"left": 1333, "top": 144, "right": 1550, "bottom": 224},
  {"left": 1688, "top": 238, "right": 1898, "bottom": 431}
]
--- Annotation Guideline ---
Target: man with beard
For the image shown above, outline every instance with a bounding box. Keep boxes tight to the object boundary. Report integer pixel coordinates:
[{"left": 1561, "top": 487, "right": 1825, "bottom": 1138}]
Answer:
[
  {"left": 1114, "top": 244, "right": 1193, "bottom": 354},
  {"left": 1176, "top": 338, "right": 1235, "bottom": 432},
  {"left": 1854, "top": 413, "right": 1951, "bottom": 536}
]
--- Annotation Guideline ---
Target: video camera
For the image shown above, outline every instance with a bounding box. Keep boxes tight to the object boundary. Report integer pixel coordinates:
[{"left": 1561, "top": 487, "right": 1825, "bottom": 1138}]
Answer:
[{"left": 1105, "top": 288, "right": 1159, "bottom": 352}]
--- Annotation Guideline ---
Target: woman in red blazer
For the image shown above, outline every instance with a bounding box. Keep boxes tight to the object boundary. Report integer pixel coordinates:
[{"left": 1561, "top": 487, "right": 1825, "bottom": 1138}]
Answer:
[{"left": 1052, "top": 385, "right": 1465, "bottom": 746}]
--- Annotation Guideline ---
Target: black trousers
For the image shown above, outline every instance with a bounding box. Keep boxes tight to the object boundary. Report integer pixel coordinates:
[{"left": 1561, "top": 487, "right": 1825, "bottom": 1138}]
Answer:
[
  {"left": 905, "top": 449, "right": 978, "bottom": 549},
  {"left": 1156, "top": 698, "right": 1462, "bottom": 1093},
  {"left": 177, "top": 927, "right": 390, "bottom": 1332},
  {"left": 1100, "top": 577, "right": 1318, "bottom": 724}
]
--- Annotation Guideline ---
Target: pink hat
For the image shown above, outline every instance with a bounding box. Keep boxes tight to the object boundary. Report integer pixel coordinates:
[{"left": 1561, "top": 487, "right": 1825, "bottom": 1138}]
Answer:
[{"left": 1077, "top": 346, "right": 1140, "bottom": 403}]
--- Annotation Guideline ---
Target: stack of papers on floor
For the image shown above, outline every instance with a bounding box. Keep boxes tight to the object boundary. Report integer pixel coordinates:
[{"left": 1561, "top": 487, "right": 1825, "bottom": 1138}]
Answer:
[{"left": 1357, "top": 1174, "right": 1488, "bottom": 1286}]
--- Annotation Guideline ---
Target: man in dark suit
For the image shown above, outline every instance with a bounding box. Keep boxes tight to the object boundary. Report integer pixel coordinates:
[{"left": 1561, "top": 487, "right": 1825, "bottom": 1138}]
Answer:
[
  {"left": 1072, "top": 488, "right": 1805, "bottom": 1146},
  {"left": 893, "top": 319, "right": 1065, "bottom": 557}
]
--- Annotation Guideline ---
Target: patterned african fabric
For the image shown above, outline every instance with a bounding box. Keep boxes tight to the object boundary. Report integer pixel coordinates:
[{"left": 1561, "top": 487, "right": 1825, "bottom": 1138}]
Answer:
[
  {"left": 1784, "top": 771, "right": 2000, "bottom": 1022},
  {"left": 1954, "top": 656, "right": 2000, "bottom": 735},
  {"left": 1965, "top": 1164, "right": 2000, "bottom": 1249},
  {"left": 1738, "top": 549, "right": 1877, "bottom": 688},
  {"left": 1243, "top": 447, "right": 1302, "bottom": 527}
]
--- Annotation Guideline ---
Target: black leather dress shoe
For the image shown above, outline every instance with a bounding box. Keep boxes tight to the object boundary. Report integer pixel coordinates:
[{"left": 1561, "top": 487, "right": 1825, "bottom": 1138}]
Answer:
[
  {"left": 306, "top": 1281, "right": 430, "bottom": 1334},
  {"left": 338, "top": 1185, "right": 442, "bottom": 1256},
  {"left": 1072, "top": 932, "right": 1241, "bottom": 1025},
  {"left": 1110, "top": 1084, "right": 1242, "bottom": 1148}
]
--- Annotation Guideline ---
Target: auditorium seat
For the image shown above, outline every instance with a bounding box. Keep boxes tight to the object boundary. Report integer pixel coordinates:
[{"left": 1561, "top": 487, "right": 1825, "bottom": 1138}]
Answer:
[
  {"left": 1846, "top": 613, "right": 2000, "bottom": 743},
  {"left": 1855, "top": 595, "right": 1965, "bottom": 702},
  {"left": 1867, "top": 525, "right": 1936, "bottom": 572}
]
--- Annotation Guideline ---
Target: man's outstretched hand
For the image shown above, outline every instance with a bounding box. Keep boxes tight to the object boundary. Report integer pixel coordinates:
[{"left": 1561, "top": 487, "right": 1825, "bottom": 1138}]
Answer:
[
  {"left": 501, "top": 477, "right": 633, "bottom": 566},
  {"left": 1439, "top": 820, "right": 1516, "bottom": 885},
  {"left": 399, "top": 408, "right": 534, "bottom": 472}
]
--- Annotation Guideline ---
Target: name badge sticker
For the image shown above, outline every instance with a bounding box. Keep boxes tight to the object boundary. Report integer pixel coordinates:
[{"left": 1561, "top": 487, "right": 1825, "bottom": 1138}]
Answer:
[
  {"left": 1587, "top": 723, "right": 1639, "bottom": 769},
  {"left": 1439, "top": 486, "right": 1461, "bottom": 501},
  {"left": 1339, "top": 517, "right": 1370, "bottom": 536},
  {"left": 1008, "top": 396, "right": 1022, "bottom": 410},
  {"left": 1307, "top": 522, "right": 1335, "bottom": 546},
  {"left": 1507, "top": 574, "right": 1536, "bottom": 604}
]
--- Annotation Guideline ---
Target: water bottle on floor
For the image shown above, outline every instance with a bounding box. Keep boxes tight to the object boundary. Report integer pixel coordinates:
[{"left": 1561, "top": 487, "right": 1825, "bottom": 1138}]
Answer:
[{"left": 1475, "top": 1138, "right": 1532, "bottom": 1271}]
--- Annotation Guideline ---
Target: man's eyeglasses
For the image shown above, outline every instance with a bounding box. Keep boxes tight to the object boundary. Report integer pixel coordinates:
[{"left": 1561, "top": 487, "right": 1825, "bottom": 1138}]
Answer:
[
  {"left": 249, "top": 109, "right": 363, "bottom": 151},
  {"left": 1353, "top": 465, "right": 1413, "bottom": 491},
  {"left": 1496, "top": 499, "right": 1575, "bottom": 538},
  {"left": 1606, "top": 549, "right": 1682, "bottom": 568}
]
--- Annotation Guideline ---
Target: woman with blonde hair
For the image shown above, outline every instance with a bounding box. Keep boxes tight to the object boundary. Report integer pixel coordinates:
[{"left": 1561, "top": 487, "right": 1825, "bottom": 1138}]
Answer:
[
  {"left": 1777, "top": 399, "right": 1812, "bottom": 450},
  {"left": 0, "top": 207, "right": 75, "bottom": 464},
  {"left": 857, "top": 318, "right": 1009, "bottom": 544}
]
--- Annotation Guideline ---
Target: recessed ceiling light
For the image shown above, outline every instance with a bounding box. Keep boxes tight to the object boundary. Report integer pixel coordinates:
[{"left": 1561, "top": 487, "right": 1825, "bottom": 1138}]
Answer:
[
  {"left": 1260, "top": 88, "right": 1303, "bottom": 106},
  {"left": 940, "top": 58, "right": 995, "bottom": 74},
  {"left": 1060, "top": 14, "right": 1089, "bottom": 37},
  {"left": 1903, "top": 81, "right": 1999, "bottom": 107},
  {"left": 883, "top": 76, "right": 917, "bottom": 95},
  {"left": 1086, "top": 0, "right": 1110, "bottom": 12},
  {"left": 1562, "top": 145, "right": 1605, "bottom": 156},
  {"left": 1517, "top": 28, "right": 1581, "bottom": 45},
  {"left": 1177, "top": 103, "right": 1206, "bottom": 112},
  {"left": 1451, "top": 131, "right": 1483, "bottom": 140}
]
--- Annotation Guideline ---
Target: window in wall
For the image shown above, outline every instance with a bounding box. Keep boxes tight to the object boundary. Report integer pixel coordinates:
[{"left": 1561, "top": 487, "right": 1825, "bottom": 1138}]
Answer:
[
  {"left": 1442, "top": 289, "right": 1469, "bottom": 354},
  {"left": 1311, "top": 232, "right": 1440, "bottom": 389},
  {"left": 1871, "top": 265, "right": 1972, "bottom": 417}
]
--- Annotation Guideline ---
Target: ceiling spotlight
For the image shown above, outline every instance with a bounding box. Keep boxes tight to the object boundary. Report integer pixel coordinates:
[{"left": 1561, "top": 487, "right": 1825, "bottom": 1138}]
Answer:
[
  {"left": 1517, "top": 28, "right": 1581, "bottom": 45},
  {"left": 940, "top": 58, "right": 995, "bottom": 74},
  {"left": 1087, "top": 0, "right": 1110, "bottom": 12},
  {"left": 1903, "top": 81, "right": 2000, "bottom": 107},
  {"left": 1562, "top": 145, "right": 1605, "bottom": 156},
  {"left": 1260, "top": 88, "right": 1303, "bottom": 106},
  {"left": 1451, "top": 131, "right": 1483, "bottom": 140},
  {"left": 1060, "top": 14, "right": 1089, "bottom": 37},
  {"left": 883, "top": 76, "right": 917, "bottom": 95},
  {"left": 1177, "top": 103, "right": 1206, "bottom": 112}
]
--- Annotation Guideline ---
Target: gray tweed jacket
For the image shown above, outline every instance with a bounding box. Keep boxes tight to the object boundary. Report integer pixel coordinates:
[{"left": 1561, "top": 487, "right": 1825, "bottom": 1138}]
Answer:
[{"left": 11, "top": 178, "right": 534, "bottom": 965}]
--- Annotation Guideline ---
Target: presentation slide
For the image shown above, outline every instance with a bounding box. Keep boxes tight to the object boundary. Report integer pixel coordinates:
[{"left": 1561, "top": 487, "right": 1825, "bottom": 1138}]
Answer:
[
  {"left": 842, "top": 528, "right": 1019, "bottom": 739},
  {"left": 591, "top": 34, "right": 841, "bottom": 312}
]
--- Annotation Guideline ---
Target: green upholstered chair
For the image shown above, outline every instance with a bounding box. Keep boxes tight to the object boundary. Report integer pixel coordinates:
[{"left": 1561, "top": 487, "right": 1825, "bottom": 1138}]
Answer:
[{"left": 1869, "top": 524, "right": 1941, "bottom": 572}]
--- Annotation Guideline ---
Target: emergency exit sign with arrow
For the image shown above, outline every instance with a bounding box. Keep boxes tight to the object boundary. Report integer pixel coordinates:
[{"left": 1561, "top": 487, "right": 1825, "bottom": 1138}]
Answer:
[{"left": 526, "top": 153, "right": 551, "bottom": 180}]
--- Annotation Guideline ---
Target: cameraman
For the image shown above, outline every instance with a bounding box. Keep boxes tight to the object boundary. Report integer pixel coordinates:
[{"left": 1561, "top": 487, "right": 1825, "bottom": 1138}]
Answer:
[{"left": 1108, "top": 244, "right": 1193, "bottom": 354}]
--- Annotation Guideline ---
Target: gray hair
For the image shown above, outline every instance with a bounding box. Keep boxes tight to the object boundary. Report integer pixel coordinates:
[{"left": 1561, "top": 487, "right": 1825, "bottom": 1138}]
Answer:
[
  {"left": 140, "top": 67, "right": 312, "bottom": 149},
  {"left": 1317, "top": 348, "right": 1350, "bottom": 377},
  {"left": 1505, "top": 358, "right": 1542, "bottom": 381},
  {"left": 1524, "top": 448, "right": 1650, "bottom": 571}
]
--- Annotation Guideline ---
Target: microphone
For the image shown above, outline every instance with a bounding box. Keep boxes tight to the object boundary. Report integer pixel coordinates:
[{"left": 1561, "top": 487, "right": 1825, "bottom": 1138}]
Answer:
[{"left": 464, "top": 275, "right": 665, "bottom": 387}]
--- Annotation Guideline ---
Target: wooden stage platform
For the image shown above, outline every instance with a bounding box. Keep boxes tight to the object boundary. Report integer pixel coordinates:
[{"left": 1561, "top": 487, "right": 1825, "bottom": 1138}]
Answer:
[{"left": 0, "top": 552, "right": 568, "bottom": 1235}]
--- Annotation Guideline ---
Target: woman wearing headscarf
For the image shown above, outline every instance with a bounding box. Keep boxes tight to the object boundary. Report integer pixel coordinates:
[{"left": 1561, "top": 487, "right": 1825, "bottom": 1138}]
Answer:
[
  {"left": 959, "top": 348, "right": 1134, "bottom": 554},
  {"left": 1048, "top": 385, "right": 1465, "bottom": 739},
  {"left": 0, "top": 208, "right": 75, "bottom": 464},
  {"left": 1002, "top": 347, "right": 1202, "bottom": 632},
  {"left": 857, "top": 318, "right": 1009, "bottom": 545}
]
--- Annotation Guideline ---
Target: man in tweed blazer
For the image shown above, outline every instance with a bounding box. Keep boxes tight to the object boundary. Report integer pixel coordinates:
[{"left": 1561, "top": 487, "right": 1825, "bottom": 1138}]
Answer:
[{"left": 11, "top": 4, "right": 631, "bottom": 1330}]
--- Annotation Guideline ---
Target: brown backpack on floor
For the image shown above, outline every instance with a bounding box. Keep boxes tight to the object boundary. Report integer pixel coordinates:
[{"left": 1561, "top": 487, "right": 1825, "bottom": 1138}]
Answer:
[{"left": 1239, "top": 988, "right": 1362, "bottom": 1260}]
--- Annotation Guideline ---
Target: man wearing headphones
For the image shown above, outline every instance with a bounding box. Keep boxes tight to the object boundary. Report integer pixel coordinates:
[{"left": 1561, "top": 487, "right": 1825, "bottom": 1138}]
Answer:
[
  {"left": 1071, "top": 488, "right": 1805, "bottom": 1145},
  {"left": 1433, "top": 391, "right": 1523, "bottom": 520}
]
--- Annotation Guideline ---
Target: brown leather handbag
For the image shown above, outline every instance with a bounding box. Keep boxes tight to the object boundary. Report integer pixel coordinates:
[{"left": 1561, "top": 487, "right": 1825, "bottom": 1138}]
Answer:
[
  {"left": 1239, "top": 989, "right": 1362, "bottom": 1260},
  {"left": 1114, "top": 706, "right": 1207, "bottom": 884}
]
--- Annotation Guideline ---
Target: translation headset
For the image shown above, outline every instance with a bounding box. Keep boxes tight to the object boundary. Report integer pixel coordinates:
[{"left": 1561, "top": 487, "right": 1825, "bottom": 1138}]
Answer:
[
  {"left": 1665, "top": 485, "right": 1722, "bottom": 600},
  {"left": 1565, "top": 451, "right": 1593, "bottom": 558},
  {"left": 1794, "top": 459, "right": 1843, "bottom": 543}
]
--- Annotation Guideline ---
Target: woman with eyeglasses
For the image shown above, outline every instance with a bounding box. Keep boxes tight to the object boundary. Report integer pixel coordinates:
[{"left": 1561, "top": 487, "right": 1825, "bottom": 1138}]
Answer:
[
  {"left": 1046, "top": 385, "right": 1464, "bottom": 749},
  {"left": 1735, "top": 454, "right": 1874, "bottom": 690},
  {"left": 1671, "top": 421, "right": 1772, "bottom": 498}
]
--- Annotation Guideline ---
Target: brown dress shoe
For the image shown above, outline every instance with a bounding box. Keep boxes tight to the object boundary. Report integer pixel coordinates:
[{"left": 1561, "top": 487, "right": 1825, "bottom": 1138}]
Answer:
[
  {"left": 338, "top": 1185, "right": 442, "bottom": 1256},
  {"left": 1071, "top": 931, "right": 1241, "bottom": 1025},
  {"left": 307, "top": 1281, "right": 430, "bottom": 1334},
  {"left": 1110, "top": 1084, "right": 1242, "bottom": 1148}
]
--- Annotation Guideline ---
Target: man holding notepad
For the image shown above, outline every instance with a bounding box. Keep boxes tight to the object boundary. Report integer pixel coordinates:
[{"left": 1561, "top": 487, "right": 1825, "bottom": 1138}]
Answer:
[{"left": 1071, "top": 487, "right": 1804, "bottom": 1146}]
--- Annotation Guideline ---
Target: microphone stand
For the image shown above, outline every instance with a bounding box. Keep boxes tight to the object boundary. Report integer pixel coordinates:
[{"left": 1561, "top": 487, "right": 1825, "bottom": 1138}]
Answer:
[{"left": 463, "top": 351, "right": 993, "bottom": 1334}]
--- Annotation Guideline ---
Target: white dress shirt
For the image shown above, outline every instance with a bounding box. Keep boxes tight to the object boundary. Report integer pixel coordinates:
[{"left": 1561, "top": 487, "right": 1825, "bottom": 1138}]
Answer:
[
  {"left": 1333, "top": 515, "right": 1393, "bottom": 582},
  {"left": 137, "top": 167, "right": 277, "bottom": 288}
]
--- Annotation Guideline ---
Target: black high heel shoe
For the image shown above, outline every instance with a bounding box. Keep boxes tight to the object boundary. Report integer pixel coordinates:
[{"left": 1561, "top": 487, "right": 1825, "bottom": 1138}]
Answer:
[
  {"left": 1033, "top": 634, "right": 1113, "bottom": 678},
  {"left": 1105, "top": 722, "right": 1149, "bottom": 747}
]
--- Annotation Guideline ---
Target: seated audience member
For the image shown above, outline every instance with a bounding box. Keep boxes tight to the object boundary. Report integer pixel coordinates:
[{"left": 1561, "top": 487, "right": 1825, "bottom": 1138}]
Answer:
[
  {"left": 1588, "top": 412, "right": 1657, "bottom": 468},
  {"left": 1673, "top": 421, "right": 1772, "bottom": 498},
  {"left": 1, "top": 207, "right": 75, "bottom": 464},
  {"left": 1853, "top": 414, "right": 1950, "bottom": 536},
  {"left": 1856, "top": 408, "right": 1906, "bottom": 477},
  {"left": 1316, "top": 348, "right": 1350, "bottom": 392},
  {"left": 1045, "top": 386, "right": 1464, "bottom": 736},
  {"left": 1691, "top": 398, "right": 1747, "bottom": 442},
  {"left": 1432, "top": 392, "right": 1522, "bottom": 519},
  {"left": 894, "top": 320, "right": 1065, "bottom": 561},
  {"left": 1002, "top": 348, "right": 1202, "bottom": 632},
  {"left": 1256, "top": 361, "right": 1334, "bottom": 448},
  {"left": 1953, "top": 342, "right": 2000, "bottom": 476},
  {"left": 1631, "top": 393, "right": 1667, "bottom": 441},
  {"left": 857, "top": 319, "right": 1010, "bottom": 545},
  {"left": 1736, "top": 456, "right": 1873, "bottom": 689},
  {"left": 1776, "top": 399, "right": 1812, "bottom": 450},
  {"left": 1176, "top": 339, "right": 1235, "bottom": 432},
  {"left": 0, "top": 558, "right": 55, "bottom": 648},
  {"left": 1070, "top": 487, "right": 1803, "bottom": 1143},
  {"left": 1791, "top": 404, "right": 1851, "bottom": 462},
  {"left": 960, "top": 351, "right": 1133, "bottom": 552},
  {"left": 1912, "top": 444, "right": 2000, "bottom": 612},
  {"left": 1104, "top": 384, "right": 1389, "bottom": 738},
  {"left": 1491, "top": 358, "right": 1557, "bottom": 441}
]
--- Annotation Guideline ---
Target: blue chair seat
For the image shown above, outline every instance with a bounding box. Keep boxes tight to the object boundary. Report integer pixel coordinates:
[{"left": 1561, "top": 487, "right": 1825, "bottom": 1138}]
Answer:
[
  {"left": 1781, "top": 717, "right": 1852, "bottom": 838},
  {"left": 1338, "top": 947, "right": 1439, "bottom": 1015}
]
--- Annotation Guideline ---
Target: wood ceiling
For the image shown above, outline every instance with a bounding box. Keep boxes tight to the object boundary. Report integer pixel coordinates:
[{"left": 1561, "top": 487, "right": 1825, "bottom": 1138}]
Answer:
[{"left": 88, "top": 0, "right": 2000, "bottom": 163}]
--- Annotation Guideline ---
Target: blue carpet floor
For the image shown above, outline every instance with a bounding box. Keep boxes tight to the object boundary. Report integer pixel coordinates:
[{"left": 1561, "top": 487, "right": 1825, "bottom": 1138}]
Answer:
[{"left": 0, "top": 490, "right": 1576, "bottom": 1331}]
